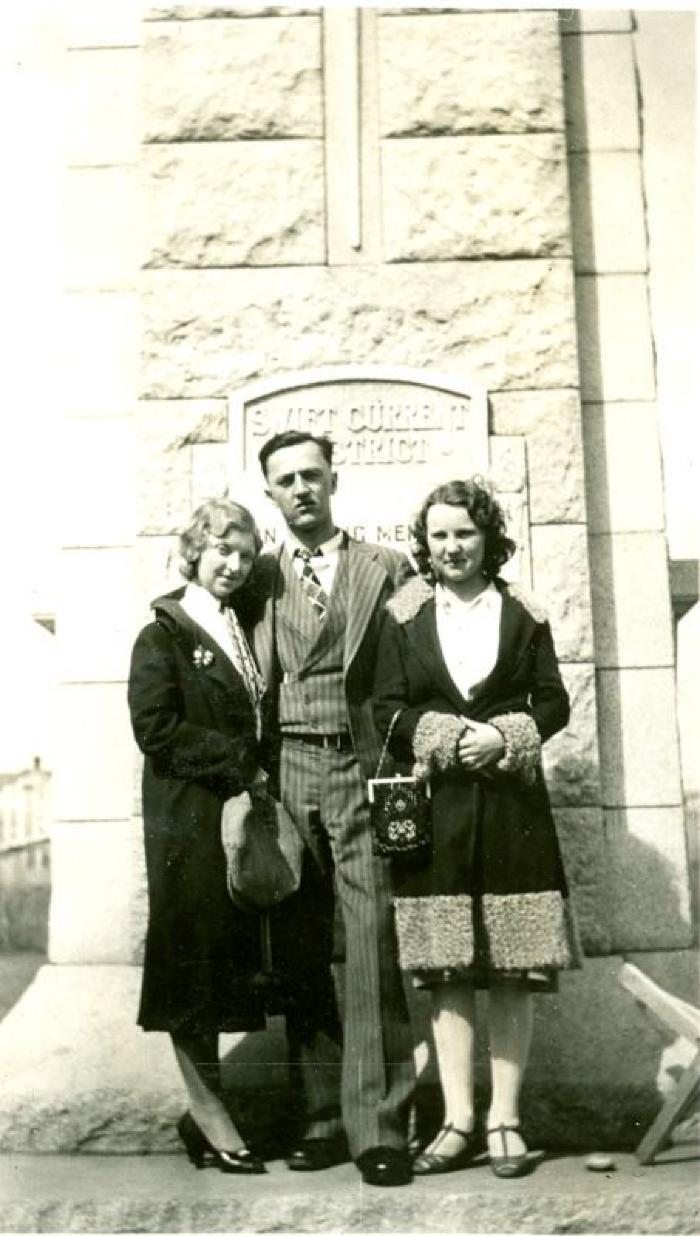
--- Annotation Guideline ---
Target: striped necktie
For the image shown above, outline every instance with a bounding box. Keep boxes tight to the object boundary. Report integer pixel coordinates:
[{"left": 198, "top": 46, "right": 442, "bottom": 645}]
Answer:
[{"left": 294, "top": 547, "right": 328, "bottom": 620}]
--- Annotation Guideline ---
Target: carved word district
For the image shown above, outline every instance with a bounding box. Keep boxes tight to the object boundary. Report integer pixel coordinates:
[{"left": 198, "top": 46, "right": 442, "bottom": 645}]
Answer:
[{"left": 248, "top": 401, "right": 473, "bottom": 466}]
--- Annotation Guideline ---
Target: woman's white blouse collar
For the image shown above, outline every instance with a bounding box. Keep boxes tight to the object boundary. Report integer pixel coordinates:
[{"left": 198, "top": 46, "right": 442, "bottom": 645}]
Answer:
[{"left": 435, "top": 581, "right": 498, "bottom": 614}]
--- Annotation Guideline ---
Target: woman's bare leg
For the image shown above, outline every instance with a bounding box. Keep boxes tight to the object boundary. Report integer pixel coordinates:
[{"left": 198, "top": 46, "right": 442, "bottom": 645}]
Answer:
[
  {"left": 486, "top": 982, "right": 533, "bottom": 1156},
  {"left": 422, "top": 980, "right": 477, "bottom": 1157},
  {"left": 171, "top": 1031, "right": 244, "bottom": 1152}
]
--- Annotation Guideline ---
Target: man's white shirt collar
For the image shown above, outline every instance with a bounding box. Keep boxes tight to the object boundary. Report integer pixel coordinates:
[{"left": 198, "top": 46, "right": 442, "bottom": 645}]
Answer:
[{"left": 285, "top": 528, "right": 344, "bottom": 558}]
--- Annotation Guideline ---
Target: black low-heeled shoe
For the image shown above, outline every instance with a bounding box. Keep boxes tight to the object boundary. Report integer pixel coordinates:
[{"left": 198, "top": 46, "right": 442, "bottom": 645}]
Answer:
[
  {"left": 413, "top": 1124, "right": 482, "bottom": 1175},
  {"left": 177, "top": 1112, "right": 266, "bottom": 1174},
  {"left": 486, "top": 1124, "right": 532, "bottom": 1179}
]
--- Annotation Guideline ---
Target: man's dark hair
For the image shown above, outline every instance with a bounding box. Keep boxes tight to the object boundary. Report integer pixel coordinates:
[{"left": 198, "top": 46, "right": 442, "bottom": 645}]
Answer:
[{"left": 258, "top": 430, "right": 334, "bottom": 478}]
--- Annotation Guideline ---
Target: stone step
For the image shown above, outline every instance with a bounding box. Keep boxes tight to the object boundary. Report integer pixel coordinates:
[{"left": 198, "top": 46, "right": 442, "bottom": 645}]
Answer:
[{"left": 1, "top": 1150, "right": 698, "bottom": 1234}]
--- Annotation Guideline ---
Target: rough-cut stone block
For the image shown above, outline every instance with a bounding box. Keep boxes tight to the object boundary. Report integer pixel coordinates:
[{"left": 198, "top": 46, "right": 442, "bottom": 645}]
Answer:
[
  {"left": 135, "top": 536, "right": 182, "bottom": 614},
  {"left": 545, "top": 663, "right": 601, "bottom": 807},
  {"left": 66, "top": 50, "right": 140, "bottom": 165},
  {"left": 488, "top": 437, "right": 526, "bottom": 495},
  {"left": 582, "top": 402, "right": 666, "bottom": 533},
  {"left": 136, "top": 401, "right": 228, "bottom": 535},
  {"left": 0, "top": 965, "right": 289, "bottom": 1151},
  {"left": 140, "top": 398, "right": 228, "bottom": 443},
  {"left": 142, "top": 262, "right": 579, "bottom": 398},
  {"left": 65, "top": 1, "right": 142, "bottom": 47},
  {"left": 379, "top": 11, "right": 564, "bottom": 135},
  {"left": 58, "top": 549, "right": 137, "bottom": 683},
  {"left": 605, "top": 807, "right": 692, "bottom": 950},
  {"left": 531, "top": 525, "right": 594, "bottom": 662},
  {"left": 64, "top": 293, "right": 140, "bottom": 415},
  {"left": 382, "top": 135, "right": 570, "bottom": 260},
  {"left": 553, "top": 807, "right": 611, "bottom": 954},
  {"left": 589, "top": 533, "right": 675, "bottom": 668},
  {"left": 576, "top": 275, "right": 656, "bottom": 402},
  {"left": 2, "top": 954, "right": 697, "bottom": 1158},
  {"left": 49, "top": 821, "right": 142, "bottom": 964},
  {"left": 54, "top": 685, "right": 135, "bottom": 823},
  {"left": 527, "top": 952, "right": 700, "bottom": 1147},
  {"left": 137, "top": 443, "right": 191, "bottom": 537},
  {"left": 144, "top": 142, "right": 325, "bottom": 268},
  {"left": 570, "top": 152, "right": 647, "bottom": 273},
  {"left": 65, "top": 168, "right": 140, "bottom": 288},
  {"left": 562, "top": 34, "right": 640, "bottom": 152},
  {"left": 598, "top": 668, "right": 683, "bottom": 808},
  {"left": 191, "top": 444, "right": 230, "bottom": 506},
  {"left": 143, "top": 18, "right": 323, "bottom": 140},
  {"left": 490, "top": 390, "right": 586, "bottom": 524},
  {"left": 61, "top": 419, "right": 136, "bottom": 548}
]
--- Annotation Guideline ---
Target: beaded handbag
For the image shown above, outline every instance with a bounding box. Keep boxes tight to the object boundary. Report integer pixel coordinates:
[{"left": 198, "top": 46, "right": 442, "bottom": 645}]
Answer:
[{"left": 368, "top": 712, "right": 432, "bottom": 861}]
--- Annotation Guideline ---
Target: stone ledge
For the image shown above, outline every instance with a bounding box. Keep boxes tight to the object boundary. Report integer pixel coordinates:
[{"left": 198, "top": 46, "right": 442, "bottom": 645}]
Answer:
[{"left": 1, "top": 1152, "right": 698, "bottom": 1234}]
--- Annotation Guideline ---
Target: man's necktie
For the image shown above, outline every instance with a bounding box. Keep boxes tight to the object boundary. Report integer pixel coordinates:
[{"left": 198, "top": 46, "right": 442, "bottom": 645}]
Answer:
[{"left": 294, "top": 547, "right": 328, "bottom": 620}]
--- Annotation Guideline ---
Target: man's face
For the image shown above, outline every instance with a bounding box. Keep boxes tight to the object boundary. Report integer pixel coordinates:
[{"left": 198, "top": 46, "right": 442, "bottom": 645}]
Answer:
[{"left": 264, "top": 441, "right": 337, "bottom": 541}]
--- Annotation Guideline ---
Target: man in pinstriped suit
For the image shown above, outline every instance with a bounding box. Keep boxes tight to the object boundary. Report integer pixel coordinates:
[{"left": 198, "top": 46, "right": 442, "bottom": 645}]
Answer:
[{"left": 252, "top": 430, "right": 417, "bottom": 1187}]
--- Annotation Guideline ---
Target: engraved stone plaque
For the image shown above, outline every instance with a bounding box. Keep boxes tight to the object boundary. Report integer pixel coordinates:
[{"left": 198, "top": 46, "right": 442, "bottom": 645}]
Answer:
[
  {"left": 229, "top": 364, "right": 528, "bottom": 579},
  {"left": 230, "top": 365, "right": 486, "bottom": 542}
]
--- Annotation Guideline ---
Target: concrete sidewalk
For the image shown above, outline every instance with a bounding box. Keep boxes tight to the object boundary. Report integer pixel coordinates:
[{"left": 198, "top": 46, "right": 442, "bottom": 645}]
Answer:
[{"left": 1, "top": 1148, "right": 698, "bottom": 1233}]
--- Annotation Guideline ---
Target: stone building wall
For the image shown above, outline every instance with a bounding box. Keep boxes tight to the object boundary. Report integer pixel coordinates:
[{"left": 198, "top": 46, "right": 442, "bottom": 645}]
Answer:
[
  {"left": 136, "top": 7, "right": 606, "bottom": 972},
  {"left": 5, "top": 4, "right": 691, "bottom": 1153}
]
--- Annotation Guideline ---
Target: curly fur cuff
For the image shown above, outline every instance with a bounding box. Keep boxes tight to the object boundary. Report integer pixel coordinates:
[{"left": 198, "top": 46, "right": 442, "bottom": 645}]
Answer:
[
  {"left": 490, "top": 712, "right": 541, "bottom": 785},
  {"left": 412, "top": 711, "right": 465, "bottom": 782}
]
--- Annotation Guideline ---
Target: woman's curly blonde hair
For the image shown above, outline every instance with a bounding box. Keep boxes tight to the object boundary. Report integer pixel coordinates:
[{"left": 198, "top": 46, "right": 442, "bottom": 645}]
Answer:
[{"left": 179, "top": 498, "right": 262, "bottom": 580}]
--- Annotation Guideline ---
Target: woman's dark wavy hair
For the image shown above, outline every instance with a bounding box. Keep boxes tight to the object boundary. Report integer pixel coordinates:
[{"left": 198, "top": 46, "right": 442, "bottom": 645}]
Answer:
[{"left": 411, "top": 477, "right": 516, "bottom": 583}]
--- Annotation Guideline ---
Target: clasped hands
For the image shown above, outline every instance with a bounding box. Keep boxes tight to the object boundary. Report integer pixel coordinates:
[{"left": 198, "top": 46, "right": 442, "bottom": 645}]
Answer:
[{"left": 456, "top": 719, "right": 505, "bottom": 771}]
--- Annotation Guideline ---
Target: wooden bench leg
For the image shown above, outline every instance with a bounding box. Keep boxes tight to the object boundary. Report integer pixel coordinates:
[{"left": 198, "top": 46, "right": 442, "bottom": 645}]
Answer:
[{"left": 635, "top": 1052, "right": 700, "bottom": 1165}]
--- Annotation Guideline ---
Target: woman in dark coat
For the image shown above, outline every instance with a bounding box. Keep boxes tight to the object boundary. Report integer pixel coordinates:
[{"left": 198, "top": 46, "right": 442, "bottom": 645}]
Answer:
[
  {"left": 128, "top": 499, "right": 339, "bottom": 1174},
  {"left": 373, "top": 479, "right": 581, "bottom": 1180}
]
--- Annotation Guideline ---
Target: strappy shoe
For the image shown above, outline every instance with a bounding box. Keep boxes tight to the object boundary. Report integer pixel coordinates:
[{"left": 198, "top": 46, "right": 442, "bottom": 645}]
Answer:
[
  {"left": 412, "top": 1123, "right": 482, "bottom": 1175},
  {"left": 486, "top": 1124, "right": 532, "bottom": 1179}
]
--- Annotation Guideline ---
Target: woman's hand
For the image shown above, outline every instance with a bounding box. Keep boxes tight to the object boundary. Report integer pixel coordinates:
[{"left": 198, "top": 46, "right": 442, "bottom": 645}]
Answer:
[{"left": 457, "top": 720, "right": 505, "bottom": 770}]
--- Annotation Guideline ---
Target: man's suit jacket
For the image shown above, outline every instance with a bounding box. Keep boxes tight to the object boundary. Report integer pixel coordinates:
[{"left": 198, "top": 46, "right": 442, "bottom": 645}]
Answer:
[{"left": 251, "top": 537, "right": 412, "bottom": 782}]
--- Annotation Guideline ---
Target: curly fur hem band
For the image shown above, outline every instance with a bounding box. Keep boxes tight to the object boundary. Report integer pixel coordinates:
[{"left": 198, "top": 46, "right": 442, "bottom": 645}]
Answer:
[
  {"left": 394, "top": 895, "right": 474, "bottom": 971},
  {"left": 393, "top": 891, "right": 581, "bottom": 973}
]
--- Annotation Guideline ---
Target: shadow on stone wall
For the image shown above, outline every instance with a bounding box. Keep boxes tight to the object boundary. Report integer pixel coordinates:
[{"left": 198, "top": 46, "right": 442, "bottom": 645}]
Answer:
[{"left": 0, "top": 885, "right": 49, "bottom": 952}]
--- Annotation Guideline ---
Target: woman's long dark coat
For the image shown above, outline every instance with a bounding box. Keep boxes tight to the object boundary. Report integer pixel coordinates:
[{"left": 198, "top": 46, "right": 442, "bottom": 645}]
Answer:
[
  {"left": 127, "top": 589, "right": 337, "bottom": 1036},
  {"left": 373, "top": 576, "right": 581, "bottom": 978}
]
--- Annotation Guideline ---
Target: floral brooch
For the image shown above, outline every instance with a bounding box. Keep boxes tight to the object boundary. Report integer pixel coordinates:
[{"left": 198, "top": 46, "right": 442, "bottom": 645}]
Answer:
[{"left": 192, "top": 645, "right": 215, "bottom": 669}]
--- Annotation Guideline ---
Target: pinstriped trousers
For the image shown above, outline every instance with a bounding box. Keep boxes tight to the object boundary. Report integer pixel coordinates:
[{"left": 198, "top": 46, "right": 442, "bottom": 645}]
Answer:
[{"left": 280, "top": 736, "right": 416, "bottom": 1158}]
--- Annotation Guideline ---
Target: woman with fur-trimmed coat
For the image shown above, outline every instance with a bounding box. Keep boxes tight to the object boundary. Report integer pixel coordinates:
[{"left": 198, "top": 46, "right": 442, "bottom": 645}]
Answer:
[{"left": 373, "top": 478, "right": 581, "bottom": 1180}]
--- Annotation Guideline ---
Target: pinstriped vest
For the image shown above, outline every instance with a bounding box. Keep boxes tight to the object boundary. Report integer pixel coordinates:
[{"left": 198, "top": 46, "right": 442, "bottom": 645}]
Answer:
[{"left": 276, "top": 545, "right": 349, "bottom": 734}]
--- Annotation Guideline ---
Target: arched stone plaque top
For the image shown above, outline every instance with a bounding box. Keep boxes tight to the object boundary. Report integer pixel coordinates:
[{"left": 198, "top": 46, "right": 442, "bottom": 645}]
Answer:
[{"left": 228, "top": 365, "right": 489, "bottom": 552}]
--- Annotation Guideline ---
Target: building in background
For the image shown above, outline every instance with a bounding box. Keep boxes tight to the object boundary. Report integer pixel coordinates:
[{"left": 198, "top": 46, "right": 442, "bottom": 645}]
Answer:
[
  {"left": 0, "top": 5, "right": 697, "bottom": 1156},
  {"left": 0, "top": 759, "right": 51, "bottom": 951}
]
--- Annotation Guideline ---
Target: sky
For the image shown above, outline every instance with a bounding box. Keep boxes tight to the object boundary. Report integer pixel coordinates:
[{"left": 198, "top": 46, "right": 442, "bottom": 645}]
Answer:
[{"left": 0, "top": 2, "right": 697, "bottom": 774}]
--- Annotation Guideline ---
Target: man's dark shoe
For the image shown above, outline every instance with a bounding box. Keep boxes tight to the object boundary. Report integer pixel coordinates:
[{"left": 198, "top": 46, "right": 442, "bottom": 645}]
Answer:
[
  {"left": 356, "top": 1145, "right": 412, "bottom": 1187},
  {"left": 286, "top": 1136, "right": 350, "bottom": 1172}
]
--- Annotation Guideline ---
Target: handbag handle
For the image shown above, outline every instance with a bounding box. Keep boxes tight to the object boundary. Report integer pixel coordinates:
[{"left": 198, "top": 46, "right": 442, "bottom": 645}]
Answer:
[{"left": 374, "top": 710, "right": 403, "bottom": 779}]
